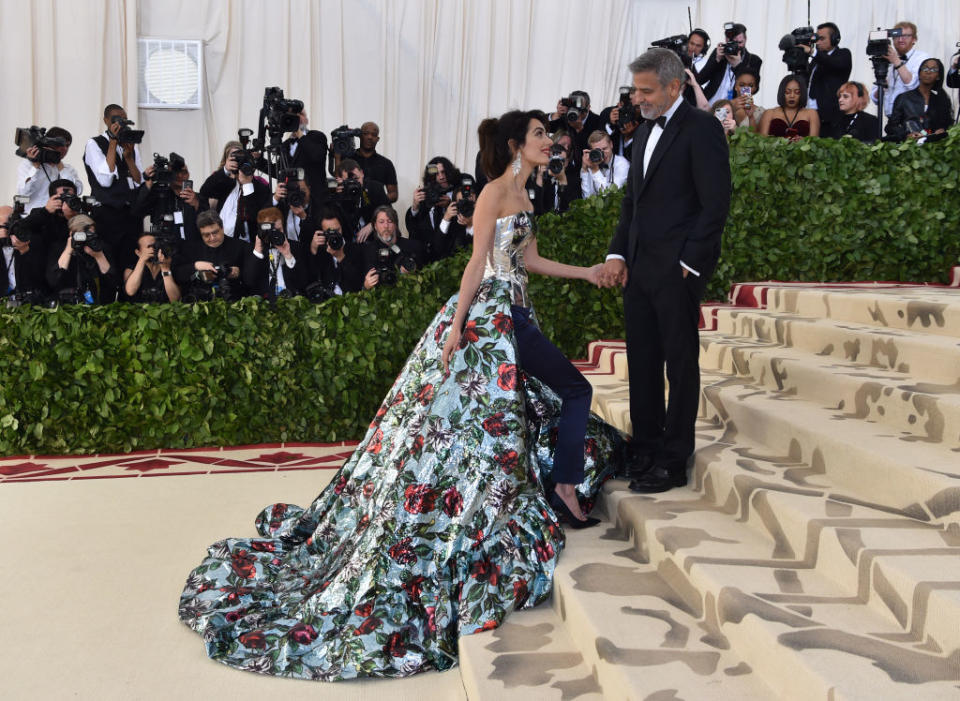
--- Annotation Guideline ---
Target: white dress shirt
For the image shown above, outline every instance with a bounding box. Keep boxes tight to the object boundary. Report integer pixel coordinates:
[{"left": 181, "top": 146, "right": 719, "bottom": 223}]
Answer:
[
  {"left": 83, "top": 131, "right": 143, "bottom": 189},
  {"left": 252, "top": 246, "right": 296, "bottom": 293},
  {"left": 219, "top": 171, "right": 255, "bottom": 241},
  {"left": 3, "top": 247, "right": 15, "bottom": 293},
  {"left": 870, "top": 47, "right": 930, "bottom": 116},
  {"left": 16, "top": 160, "right": 84, "bottom": 212},
  {"left": 581, "top": 154, "right": 629, "bottom": 197}
]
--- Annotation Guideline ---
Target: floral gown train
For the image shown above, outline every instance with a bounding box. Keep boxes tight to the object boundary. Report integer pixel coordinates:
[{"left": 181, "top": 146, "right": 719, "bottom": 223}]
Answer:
[{"left": 178, "top": 211, "right": 626, "bottom": 680}]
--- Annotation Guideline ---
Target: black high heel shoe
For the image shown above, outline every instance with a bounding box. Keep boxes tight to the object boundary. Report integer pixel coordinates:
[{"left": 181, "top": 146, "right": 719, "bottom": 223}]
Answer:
[{"left": 549, "top": 490, "right": 600, "bottom": 529}]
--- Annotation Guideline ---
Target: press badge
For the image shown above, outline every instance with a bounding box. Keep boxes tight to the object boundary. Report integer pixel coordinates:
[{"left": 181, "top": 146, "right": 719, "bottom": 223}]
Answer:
[{"left": 173, "top": 211, "right": 184, "bottom": 225}]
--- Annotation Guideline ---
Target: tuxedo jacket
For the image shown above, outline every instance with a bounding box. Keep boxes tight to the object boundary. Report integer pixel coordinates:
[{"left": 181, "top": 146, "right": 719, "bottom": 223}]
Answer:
[
  {"left": 307, "top": 244, "right": 366, "bottom": 294},
  {"left": 826, "top": 111, "right": 879, "bottom": 143},
  {"left": 242, "top": 239, "right": 308, "bottom": 297},
  {"left": 608, "top": 99, "right": 731, "bottom": 283},
  {"left": 808, "top": 47, "right": 852, "bottom": 124},
  {"left": 282, "top": 131, "right": 330, "bottom": 204}
]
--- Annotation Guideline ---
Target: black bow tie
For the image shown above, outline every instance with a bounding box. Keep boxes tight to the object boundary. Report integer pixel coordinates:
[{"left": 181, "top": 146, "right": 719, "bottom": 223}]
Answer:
[{"left": 653, "top": 116, "right": 668, "bottom": 129}]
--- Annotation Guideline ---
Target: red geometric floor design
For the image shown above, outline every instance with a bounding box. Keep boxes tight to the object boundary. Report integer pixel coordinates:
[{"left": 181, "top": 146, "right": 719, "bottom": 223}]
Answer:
[{"left": 0, "top": 442, "right": 357, "bottom": 483}]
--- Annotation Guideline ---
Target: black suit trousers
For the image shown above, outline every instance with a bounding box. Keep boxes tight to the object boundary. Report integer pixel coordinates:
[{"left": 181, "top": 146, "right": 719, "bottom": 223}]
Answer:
[{"left": 623, "top": 264, "right": 704, "bottom": 470}]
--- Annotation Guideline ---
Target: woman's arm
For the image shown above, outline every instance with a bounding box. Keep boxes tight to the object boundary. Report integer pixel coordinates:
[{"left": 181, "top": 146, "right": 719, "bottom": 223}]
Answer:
[
  {"left": 758, "top": 109, "right": 773, "bottom": 136},
  {"left": 524, "top": 238, "right": 601, "bottom": 284}
]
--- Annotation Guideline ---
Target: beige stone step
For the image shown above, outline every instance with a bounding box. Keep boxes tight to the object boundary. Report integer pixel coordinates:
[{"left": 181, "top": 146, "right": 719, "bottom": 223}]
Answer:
[
  {"left": 700, "top": 335, "right": 960, "bottom": 448},
  {"left": 699, "top": 372, "right": 960, "bottom": 529},
  {"left": 601, "top": 482, "right": 960, "bottom": 700},
  {"left": 687, "top": 436, "right": 960, "bottom": 652},
  {"left": 711, "top": 308, "right": 960, "bottom": 385},
  {"left": 458, "top": 604, "right": 602, "bottom": 701}
]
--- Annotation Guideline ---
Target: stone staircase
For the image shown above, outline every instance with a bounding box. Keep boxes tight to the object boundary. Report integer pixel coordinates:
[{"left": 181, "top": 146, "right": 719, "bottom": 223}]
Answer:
[{"left": 459, "top": 279, "right": 960, "bottom": 700}]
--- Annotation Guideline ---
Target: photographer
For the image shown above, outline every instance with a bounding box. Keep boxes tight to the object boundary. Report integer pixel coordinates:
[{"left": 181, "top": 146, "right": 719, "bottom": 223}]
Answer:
[
  {"left": 600, "top": 87, "right": 641, "bottom": 161},
  {"left": 548, "top": 91, "right": 603, "bottom": 157},
  {"left": 406, "top": 156, "right": 460, "bottom": 262},
  {"left": 198, "top": 140, "right": 271, "bottom": 244},
  {"left": 363, "top": 205, "right": 424, "bottom": 290},
  {"left": 826, "top": 82, "right": 879, "bottom": 142},
  {"left": 331, "top": 158, "right": 389, "bottom": 243},
  {"left": 531, "top": 132, "right": 581, "bottom": 216},
  {"left": 272, "top": 171, "right": 317, "bottom": 243},
  {"left": 21, "top": 179, "right": 85, "bottom": 263},
  {"left": 123, "top": 232, "right": 181, "bottom": 303},
  {"left": 305, "top": 207, "right": 366, "bottom": 296},
  {"left": 352, "top": 122, "right": 399, "bottom": 203},
  {"left": 16, "top": 127, "right": 84, "bottom": 213},
  {"left": 82, "top": 104, "right": 143, "bottom": 250},
  {"left": 1, "top": 201, "right": 49, "bottom": 304},
  {"left": 175, "top": 210, "right": 244, "bottom": 301},
  {"left": 948, "top": 53, "right": 959, "bottom": 89},
  {"left": 580, "top": 131, "right": 628, "bottom": 198},
  {"left": 434, "top": 182, "right": 477, "bottom": 260},
  {"left": 281, "top": 110, "right": 330, "bottom": 205},
  {"left": 697, "top": 22, "right": 763, "bottom": 106},
  {"left": 798, "top": 23, "right": 852, "bottom": 136},
  {"left": 870, "top": 21, "right": 930, "bottom": 117},
  {"left": 47, "top": 214, "right": 118, "bottom": 304},
  {"left": 242, "top": 207, "right": 307, "bottom": 298},
  {"left": 886, "top": 58, "right": 953, "bottom": 141},
  {"left": 131, "top": 153, "right": 205, "bottom": 246}
]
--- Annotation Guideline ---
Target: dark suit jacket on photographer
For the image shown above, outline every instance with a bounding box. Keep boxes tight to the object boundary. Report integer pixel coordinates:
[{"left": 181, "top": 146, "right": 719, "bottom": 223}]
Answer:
[
  {"left": 886, "top": 89, "right": 954, "bottom": 140},
  {"left": 307, "top": 243, "right": 366, "bottom": 294},
  {"left": 548, "top": 112, "right": 604, "bottom": 156},
  {"left": 276, "top": 202, "right": 319, "bottom": 244},
  {"left": 130, "top": 184, "right": 206, "bottom": 245},
  {"left": 809, "top": 47, "right": 853, "bottom": 127},
  {"left": 405, "top": 202, "right": 447, "bottom": 263},
  {"left": 174, "top": 236, "right": 245, "bottom": 294},
  {"left": 362, "top": 236, "right": 426, "bottom": 277},
  {"left": 198, "top": 169, "right": 271, "bottom": 243},
  {"left": 697, "top": 49, "right": 763, "bottom": 101},
  {"left": 282, "top": 130, "right": 330, "bottom": 204},
  {"left": 531, "top": 176, "right": 581, "bottom": 217},
  {"left": 242, "top": 239, "right": 308, "bottom": 297},
  {"left": 46, "top": 241, "right": 119, "bottom": 304},
  {"left": 432, "top": 218, "right": 474, "bottom": 261},
  {"left": 21, "top": 207, "right": 65, "bottom": 264}
]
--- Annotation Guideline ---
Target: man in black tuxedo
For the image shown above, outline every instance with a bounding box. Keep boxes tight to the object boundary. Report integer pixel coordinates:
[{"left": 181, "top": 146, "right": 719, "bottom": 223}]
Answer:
[
  {"left": 280, "top": 111, "right": 329, "bottom": 205},
  {"left": 697, "top": 23, "right": 762, "bottom": 105},
  {"left": 600, "top": 48, "right": 731, "bottom": 493},
  {"left": 803, "top": 23, "right": 852, "bottom": 138}
]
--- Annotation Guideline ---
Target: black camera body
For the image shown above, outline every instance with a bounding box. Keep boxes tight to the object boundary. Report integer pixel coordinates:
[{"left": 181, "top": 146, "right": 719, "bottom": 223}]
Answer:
[
  {"left": 230, "top": 148, "right": 257, "bottom": 177},
  {"left": 615, "top": 86, "right": 640, "bottom": 130},
  {"left": 548, "top": 143, "right": 566, "bottom": 175},
  {"left": 257, "top": 222, "right": 286, "bottom": 248},
  {"left": 779, "top": 27, "right": 815, "bottom": 73},
  {"left": 588, "top": 148, "right": 605, "bottom": 164},
  {"left": 61, "top": 194, "right": 101, "bottom": 217},
  {"left": 650, "top": 35, "right": 692, "bottom": 68},
  {"left": 262, "top": 87, "right": 303, "bottom": 137},
  {"left": 422, "top": 164, "right": 447, "bottom": 209},
  {"left": 72, "top": 227, "right": 103, "bottom": 253},
  {"left": 147, "top": 151, "right": 186, "bottom": 189},
  {"left": 456, "top": 174, "right": 476, "bottom": 217},
  {"left": 324, "top": 227, "right": 345, "bottom": 251},
  {"left": 867, "top": 27, "right": 902, "bottom": 58},
  {"left": 303, "top": 280, "right": 337, "bottom": 303},
  {"left": 279, "top": 168, "right": 307, "bottom": 207},
  {"left": 375, "top": 247, "right": 398, "bottom": 286},
  {"left": 331, "top": 125, "right": 362, "bottom": 157},
  {"left": 14, "top": 126, "right": 67, "bottom": 164},
  {"left": 721, "top": 40, "right": 741, "bottom": 56},
  {"left": 1, "top": 195, "right": 31, "bottom": 246},
  {"left": 110, "top": 115, "right": 144, "bottom": 144},
  {"left": 150, "top": 214, "right": 179, "bottom": 262},
  {"left": 560, "top": 94, "right": 589, "bottom": 124},
  {"left": 790, "top": 26, "right": 816, "bottom": 47}
]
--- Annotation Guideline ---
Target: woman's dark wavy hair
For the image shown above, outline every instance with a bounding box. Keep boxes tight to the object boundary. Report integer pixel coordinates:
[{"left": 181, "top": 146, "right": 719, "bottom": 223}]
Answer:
[
  {"left": 424, "top": 156, "right": 461, "bottom": 189},
  {"left": 777, "top": 74, "right": 808, "bottom": 109},
  {"left": 478, "top": 109, "right": 548, "bottom": 179}
]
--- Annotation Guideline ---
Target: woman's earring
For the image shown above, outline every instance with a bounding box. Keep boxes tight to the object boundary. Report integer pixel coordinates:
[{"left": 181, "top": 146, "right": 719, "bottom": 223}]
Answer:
[{"left": 511, "top": 152, "right": 522, "bottom": 176}]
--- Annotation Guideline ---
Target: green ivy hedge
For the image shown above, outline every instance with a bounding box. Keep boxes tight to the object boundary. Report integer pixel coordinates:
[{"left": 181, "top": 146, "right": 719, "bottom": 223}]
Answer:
[{"left": 2, "top": 128, "right": 958, "bottom": 455}]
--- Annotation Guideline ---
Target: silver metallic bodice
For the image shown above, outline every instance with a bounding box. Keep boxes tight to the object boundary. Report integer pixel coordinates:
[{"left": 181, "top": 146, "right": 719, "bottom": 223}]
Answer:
[{"left": 482, "top": 211, "right": 535, "bottom": 307}]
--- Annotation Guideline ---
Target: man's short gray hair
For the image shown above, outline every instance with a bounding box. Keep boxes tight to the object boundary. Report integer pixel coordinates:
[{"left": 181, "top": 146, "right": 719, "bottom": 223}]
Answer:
[{"left": 629, "top": 48, "right": 686, "bottom": 87}]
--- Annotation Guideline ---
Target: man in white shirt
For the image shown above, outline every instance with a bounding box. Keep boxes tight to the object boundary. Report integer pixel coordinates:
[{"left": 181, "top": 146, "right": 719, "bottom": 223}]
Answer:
[
  {"left": 82, "top": 104, "right": 144, "bottom": 252},
  {"left": 870, "top": 21, "right": 931, "bottom": 117},
  {"left": 687, "top": 29, "right": 711, "bottom": 74},
  {"left": 580, "top": 131, "right": 629, "bottom": 198},
  {"left": 16, "top": 127, "right": 84, "bottom": 213}
]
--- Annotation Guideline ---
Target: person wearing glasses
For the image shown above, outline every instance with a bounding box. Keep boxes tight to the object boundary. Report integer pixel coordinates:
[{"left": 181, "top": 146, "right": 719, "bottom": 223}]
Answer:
[
  {"left": 886, "top": 58, "right": 953, "bottom": 141},
  {"left": 870, "top": 21, "right": 931, "bottom": 117},
  {"left": 351, "top": 122, "right": 398, "bottom": 203}
]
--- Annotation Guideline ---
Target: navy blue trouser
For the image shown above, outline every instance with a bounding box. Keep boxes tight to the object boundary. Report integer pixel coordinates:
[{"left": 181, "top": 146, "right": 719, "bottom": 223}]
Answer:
[{"left": 511, "top": 305, "right": 592, "bottom": 484}]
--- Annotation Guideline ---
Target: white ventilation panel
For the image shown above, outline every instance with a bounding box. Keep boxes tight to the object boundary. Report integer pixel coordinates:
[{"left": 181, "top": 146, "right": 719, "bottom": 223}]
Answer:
[{"left": 138, "top": 38, "right": 203, "bottom": 109}]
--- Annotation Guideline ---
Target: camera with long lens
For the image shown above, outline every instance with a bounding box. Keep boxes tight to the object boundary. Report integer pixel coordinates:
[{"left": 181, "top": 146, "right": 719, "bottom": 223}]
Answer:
[
  {"left": 331, "top": 125, "right": 362, "bottom": 158},
  {"left": 324, "top": 227, "right": 345, "bottom": 251},
  {"left": 72, "top": 226, "right": 103, "bottom": 253},
  {"left": 560, "top": 94, "right": 589, "bottom": 125},
  {"left": 867, "top": 27, "right": 903, "bottom": 82},
  {"left": 61, "top": 194, "right": 101, "bottom": 216},
  {"left": 615, "top": 85, "right": 640, "bottom": 130},
  {"left": 456, "top": 175, "right": 476, "bottom": 217},
  {"left": 720, "top": 22, "right": 742, "bottom": 57},
  {"left": 547, "top": 143, "right": 566, "bottom": 175},
  {"left": 279, "top": 167, "right": 307, "bottom": 207},
  {"left": 649, "top": 35, "right": 692, "bottom": 68},
  {"left": 14, "top": 126, "right": 67, "bottom": 164},
  {"left": 150, "top": 214, "right": 178, "bottom": 262},
  {"left": 588, "top": 148, "right": 605, "bottom": 165},
  {"left": 262, "top": 87, "right": 303, "bottom": 137},
  {"left": 1, "top": 195, "right": 31, "bottom": 246},
  {"left": 257, "top": 222, "right": 286, "bottom": 248},
  {"left": 422, "top": 164, "right": 446, "bottom": 209},
  {"left": 229, "top": 148, "right": 256, "bottom": 177},
  {"left": 110, "top": 115, "right": 144, "bottom": 144},
  {"left": 374, "top": 247, "right": 398, "bottom": 286},
  {"left": 146, "top": 152, "right": 186, "bottom": 190}
]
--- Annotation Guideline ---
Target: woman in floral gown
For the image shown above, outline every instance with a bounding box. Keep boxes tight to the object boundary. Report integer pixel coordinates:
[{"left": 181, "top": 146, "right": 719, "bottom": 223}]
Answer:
[{"left": 178, "top": 109, "right": 625, "bottom": 680}]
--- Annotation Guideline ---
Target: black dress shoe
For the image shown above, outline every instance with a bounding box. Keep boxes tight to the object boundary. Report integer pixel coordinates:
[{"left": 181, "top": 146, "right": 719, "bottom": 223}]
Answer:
[
  {"left": 550, "top": 491, "right": 601, "bottom": 529},
  {"left": 628, "top": 465, "right": 686, "bottom": 493},
  {"left": 624, "top": 452, "right": 656, "bottom": 481}
]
